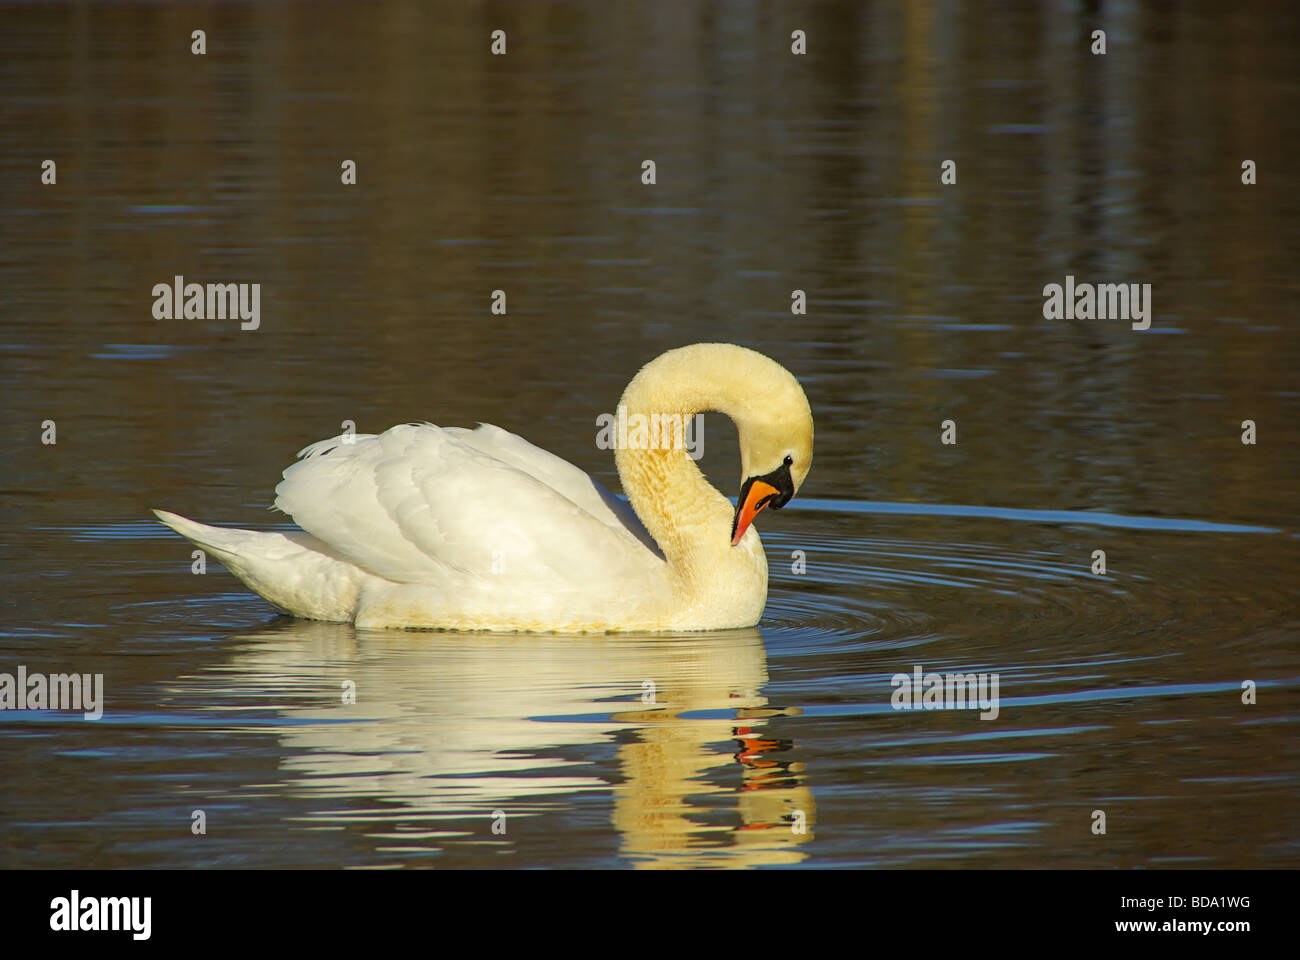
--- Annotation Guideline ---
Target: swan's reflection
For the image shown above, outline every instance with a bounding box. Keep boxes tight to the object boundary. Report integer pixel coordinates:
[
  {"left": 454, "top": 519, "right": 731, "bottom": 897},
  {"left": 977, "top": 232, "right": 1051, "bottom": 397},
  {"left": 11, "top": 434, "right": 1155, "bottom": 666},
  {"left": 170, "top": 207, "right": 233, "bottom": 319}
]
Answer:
[{"left": 189, "top": 619, "right": 814, "bottom": 867}]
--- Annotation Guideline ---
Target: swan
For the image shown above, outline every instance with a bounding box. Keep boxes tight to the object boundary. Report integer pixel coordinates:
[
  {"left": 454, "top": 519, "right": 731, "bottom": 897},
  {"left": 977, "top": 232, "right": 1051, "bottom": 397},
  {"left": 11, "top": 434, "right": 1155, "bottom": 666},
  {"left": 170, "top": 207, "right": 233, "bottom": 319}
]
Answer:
[{"left": 154, "top": 342, "right": 814, "bottom": 631}]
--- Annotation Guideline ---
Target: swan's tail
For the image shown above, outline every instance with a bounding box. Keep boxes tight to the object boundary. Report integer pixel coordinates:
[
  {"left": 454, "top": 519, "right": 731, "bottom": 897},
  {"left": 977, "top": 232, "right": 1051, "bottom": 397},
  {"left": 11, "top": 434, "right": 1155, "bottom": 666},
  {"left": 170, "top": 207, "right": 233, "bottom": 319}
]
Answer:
[
  {"left": 152, "top": 509, "right": 362, "bottom": 622},
  {"left": 153, "top": 509, "right": 267, "bottom": 559}
]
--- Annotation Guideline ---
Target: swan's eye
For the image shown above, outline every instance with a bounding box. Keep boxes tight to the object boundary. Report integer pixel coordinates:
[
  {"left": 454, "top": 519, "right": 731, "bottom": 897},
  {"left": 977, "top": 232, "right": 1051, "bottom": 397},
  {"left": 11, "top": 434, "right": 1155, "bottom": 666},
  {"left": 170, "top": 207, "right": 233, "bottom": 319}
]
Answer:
[{"left": 783, "top": 455, "right": 793, "bottom": 467}]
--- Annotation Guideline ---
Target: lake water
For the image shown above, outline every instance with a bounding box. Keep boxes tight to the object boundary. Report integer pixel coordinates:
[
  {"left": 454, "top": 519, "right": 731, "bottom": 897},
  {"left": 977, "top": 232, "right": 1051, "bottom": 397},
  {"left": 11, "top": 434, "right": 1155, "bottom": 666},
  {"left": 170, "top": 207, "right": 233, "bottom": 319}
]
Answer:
[{"left": 1, "top": 1, "right": 1297, "bottom": 869}]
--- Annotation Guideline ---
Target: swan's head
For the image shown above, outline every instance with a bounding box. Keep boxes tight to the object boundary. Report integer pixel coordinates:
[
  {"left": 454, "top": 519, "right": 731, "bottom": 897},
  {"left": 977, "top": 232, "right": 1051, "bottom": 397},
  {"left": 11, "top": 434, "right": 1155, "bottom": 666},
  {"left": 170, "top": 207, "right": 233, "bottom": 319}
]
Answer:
[
  {"left": 729, "top": 353, "right": 814, "bottom": 546},
  {"left": 617, "top": 342, "right": 814, "bottom": 548}
]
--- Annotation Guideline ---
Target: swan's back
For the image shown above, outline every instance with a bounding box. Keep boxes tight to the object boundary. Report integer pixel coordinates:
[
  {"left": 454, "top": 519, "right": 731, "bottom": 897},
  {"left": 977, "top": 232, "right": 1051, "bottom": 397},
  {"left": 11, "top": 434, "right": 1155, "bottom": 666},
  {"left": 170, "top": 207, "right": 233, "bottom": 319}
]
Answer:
[{"left": 274, "top": 423, "right": 668, "bottom": 625}]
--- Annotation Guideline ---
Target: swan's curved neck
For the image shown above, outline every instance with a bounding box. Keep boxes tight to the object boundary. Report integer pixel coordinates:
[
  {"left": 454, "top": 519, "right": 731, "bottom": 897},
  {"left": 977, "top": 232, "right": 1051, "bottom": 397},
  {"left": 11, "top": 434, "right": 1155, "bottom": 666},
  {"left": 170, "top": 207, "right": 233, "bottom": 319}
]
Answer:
[{"left": 613, "top": 352, "right": 743, "bottom": 577}]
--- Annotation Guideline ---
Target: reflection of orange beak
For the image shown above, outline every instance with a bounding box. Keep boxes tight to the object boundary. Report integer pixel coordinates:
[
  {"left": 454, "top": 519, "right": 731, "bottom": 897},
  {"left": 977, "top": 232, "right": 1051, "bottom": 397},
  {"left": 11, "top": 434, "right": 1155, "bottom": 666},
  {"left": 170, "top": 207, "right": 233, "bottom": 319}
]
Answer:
[{"left": 731, "top": 480, "right": 780, "bottom": 546}]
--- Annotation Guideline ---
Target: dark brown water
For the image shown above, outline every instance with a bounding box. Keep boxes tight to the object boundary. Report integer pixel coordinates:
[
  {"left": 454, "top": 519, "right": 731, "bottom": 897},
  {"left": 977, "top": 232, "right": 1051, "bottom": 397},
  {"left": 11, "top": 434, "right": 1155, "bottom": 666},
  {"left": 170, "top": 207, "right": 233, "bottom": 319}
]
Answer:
[{"left": 1, "top": 1, "right": 1297, "bottom": 869}]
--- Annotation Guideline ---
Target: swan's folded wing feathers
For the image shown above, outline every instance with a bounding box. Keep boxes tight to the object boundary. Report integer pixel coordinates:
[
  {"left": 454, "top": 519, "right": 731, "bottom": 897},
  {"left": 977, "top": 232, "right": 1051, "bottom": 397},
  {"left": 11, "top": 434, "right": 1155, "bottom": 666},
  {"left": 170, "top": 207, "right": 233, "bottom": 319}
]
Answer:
[
  {"left": 445, "top": 422, "right": 658, "bottom": 553},
  {"left": 275, "top": 423, "right": 658, "bottom": 589},
  {"left": 296, "top": 433, "right": 377, "bottom": 460},
  {"left": 276, "top": 429, "right": 434, "bottom": 583}
]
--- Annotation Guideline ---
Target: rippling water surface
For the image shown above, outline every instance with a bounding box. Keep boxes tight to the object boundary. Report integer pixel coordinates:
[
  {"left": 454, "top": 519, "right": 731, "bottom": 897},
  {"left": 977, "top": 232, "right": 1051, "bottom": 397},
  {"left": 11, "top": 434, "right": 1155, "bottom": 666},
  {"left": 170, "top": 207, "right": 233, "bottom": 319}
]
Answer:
[{"left": 1, "top": 2, "right": 1297, "bottom": 869}]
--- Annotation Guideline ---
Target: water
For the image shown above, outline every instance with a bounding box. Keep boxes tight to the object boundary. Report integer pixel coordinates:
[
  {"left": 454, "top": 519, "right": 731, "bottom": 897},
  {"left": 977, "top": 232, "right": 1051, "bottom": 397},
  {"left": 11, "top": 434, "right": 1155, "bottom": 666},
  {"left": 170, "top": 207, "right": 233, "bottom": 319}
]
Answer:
[{"left": 1, "top": 1, "right": 1297, "bottom": 869}]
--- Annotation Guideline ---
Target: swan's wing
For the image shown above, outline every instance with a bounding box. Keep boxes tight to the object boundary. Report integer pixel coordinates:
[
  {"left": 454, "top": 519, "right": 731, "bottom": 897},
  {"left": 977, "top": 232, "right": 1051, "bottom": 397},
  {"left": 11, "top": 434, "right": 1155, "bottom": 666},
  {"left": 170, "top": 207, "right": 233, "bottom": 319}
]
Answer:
[
  {"left": 444, "top": 423, "right": 661, "bottom": 556},
  {"left": 274, "top": 423, "right": 660, "bottom": 587}
]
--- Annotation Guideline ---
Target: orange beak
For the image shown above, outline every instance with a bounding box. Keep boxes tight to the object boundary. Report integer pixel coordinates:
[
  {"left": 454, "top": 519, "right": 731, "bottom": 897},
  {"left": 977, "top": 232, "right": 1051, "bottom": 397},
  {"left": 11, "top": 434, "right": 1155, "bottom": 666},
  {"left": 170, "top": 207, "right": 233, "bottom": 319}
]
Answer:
[{"left": 731, "top": 480, "right": 781, "bottom": 546}]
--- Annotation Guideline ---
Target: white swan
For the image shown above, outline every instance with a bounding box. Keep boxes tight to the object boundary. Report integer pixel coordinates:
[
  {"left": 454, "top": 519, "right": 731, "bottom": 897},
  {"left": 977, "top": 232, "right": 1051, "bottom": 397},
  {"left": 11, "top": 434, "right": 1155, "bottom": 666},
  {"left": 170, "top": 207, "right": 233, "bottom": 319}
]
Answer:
[{"left": 154, "top": 343, "right": 814, "bottom": 631}]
